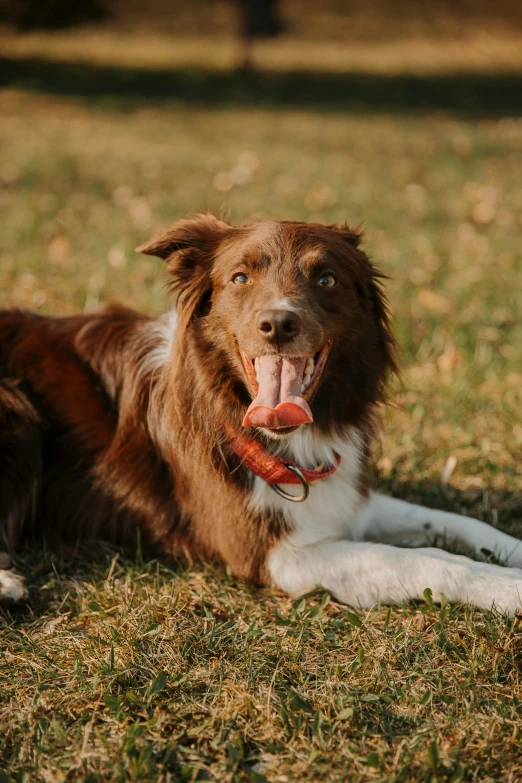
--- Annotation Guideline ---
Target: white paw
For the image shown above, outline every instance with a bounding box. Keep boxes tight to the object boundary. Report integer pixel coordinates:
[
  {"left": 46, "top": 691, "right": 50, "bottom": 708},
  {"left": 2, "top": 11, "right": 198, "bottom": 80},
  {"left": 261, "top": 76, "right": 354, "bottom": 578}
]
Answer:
[
  {"left": 506, "top": 549, "right": 522, "bottom": 570},
  {"left": 0, "top": 569, "right": 28, "bottom": 604},
  {"left": 469, "top": 563, "right": 522, "bottom": 615}
]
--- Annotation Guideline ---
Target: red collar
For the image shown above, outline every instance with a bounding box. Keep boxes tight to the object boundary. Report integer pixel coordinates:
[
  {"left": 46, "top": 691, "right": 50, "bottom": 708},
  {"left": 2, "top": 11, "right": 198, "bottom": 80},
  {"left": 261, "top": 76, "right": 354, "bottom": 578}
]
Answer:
[{"left": 227, "top": 431, "right": 341, "bottom": 486}]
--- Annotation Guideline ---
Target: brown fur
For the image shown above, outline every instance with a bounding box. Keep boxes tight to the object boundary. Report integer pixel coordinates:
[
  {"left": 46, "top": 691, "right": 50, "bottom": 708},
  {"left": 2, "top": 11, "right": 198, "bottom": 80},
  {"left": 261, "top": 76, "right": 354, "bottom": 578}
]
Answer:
[{"left": 0, "top": 215, "right": 396, "bottom": 585}]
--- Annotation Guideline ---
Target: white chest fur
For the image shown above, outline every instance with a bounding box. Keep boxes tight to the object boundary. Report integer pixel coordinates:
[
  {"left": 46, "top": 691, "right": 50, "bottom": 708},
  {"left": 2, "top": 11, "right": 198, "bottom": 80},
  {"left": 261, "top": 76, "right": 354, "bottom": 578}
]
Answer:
[{"left": 250, "top": 427, "right": 369, "bottom": 547}]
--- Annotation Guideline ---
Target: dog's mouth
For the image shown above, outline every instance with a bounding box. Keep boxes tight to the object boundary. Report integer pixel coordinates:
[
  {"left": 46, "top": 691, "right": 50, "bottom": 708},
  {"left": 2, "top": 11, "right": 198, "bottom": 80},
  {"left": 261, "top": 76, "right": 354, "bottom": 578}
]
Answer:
[{"left": 239, "top": 343, "right": 332, "bottom": 431}]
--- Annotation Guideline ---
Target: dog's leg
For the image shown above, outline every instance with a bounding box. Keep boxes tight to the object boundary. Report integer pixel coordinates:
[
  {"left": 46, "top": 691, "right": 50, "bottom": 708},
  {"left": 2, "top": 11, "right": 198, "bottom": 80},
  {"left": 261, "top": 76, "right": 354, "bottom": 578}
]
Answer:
[
  {"left": 0, "top": 380, "right": 41, "bottom": 604},
  {"left": 357, "top": 493, "right": 522, "bottom": 568},
  {"left": 267, "top": 538, "right": 522, "bottom": 614},
  {"left": 0, "top": 566, "right": 28, "bottom": 604},
  {"left": 0, "top": 545, "right": 27, "bottom": 605}
]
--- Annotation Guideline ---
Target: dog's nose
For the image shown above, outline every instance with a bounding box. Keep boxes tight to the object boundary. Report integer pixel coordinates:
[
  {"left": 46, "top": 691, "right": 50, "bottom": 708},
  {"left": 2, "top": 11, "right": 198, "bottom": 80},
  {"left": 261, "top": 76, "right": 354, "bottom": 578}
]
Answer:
[{"left": 257, "top": 309, "right": 301, "bottom": 344}]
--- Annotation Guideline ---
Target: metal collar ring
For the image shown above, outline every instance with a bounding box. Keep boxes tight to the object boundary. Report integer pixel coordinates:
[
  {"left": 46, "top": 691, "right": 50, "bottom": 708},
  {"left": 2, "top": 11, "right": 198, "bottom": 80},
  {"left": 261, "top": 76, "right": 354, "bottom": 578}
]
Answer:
[{"left": 269, "top": 464, "right": 310, "bottom": 503}]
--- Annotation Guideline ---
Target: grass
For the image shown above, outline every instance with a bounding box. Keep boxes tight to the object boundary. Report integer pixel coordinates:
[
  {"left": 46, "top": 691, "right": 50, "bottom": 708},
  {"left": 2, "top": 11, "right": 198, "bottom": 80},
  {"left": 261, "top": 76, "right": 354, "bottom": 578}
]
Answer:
[
  {"left": 1, "top": 7, "right": 522, "bottom": 781},
  {"left": 2, "top": 554, "right": 522, "bottom": 782}
]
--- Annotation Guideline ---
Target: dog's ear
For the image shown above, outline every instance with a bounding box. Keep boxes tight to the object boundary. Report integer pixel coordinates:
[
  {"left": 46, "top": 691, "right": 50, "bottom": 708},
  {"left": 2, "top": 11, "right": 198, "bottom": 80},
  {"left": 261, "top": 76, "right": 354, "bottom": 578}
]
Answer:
[
  {"left": 136, "top": 213, "right": 229, "bottom": 261},
  {"left": 136, "top": 214, "right": 231, "bottom": 319},
  {"left": 330, "top": 222, "right": 397, "bottom": 374},
  {"left": 328, "top": 222, "right": 363, "bottom": 250},
  {"left": 329, "top": 223, "right": 376, "bottom": 305}
]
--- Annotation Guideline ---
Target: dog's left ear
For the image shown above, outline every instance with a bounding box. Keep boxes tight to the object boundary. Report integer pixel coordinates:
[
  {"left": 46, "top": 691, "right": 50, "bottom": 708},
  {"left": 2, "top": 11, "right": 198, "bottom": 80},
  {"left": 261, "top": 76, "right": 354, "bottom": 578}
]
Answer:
[
  {"left": 328, "top": 223, "right": 363, "bottom": 250},
  {"left": 333, "top": 223, "right": 398, "bottom": 379},
  {"left": 137, "top": 213, "right": 231, "bottom": 318},
  {"left": 330, "top": 224, "right": 379, "bottom": 308}
]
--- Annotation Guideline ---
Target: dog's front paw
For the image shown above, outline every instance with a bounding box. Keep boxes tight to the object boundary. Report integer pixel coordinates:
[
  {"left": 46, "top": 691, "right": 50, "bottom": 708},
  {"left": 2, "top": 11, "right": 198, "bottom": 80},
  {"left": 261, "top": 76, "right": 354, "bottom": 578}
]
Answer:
[
  {"left": 469, "top": 564, "right": 522, "bottom": 615},
  {"left": 506, "top": 549, "right": 522, "bottom": 570},
  {"left": 0, "top": 568, "right": 28, "bottom": 604}
]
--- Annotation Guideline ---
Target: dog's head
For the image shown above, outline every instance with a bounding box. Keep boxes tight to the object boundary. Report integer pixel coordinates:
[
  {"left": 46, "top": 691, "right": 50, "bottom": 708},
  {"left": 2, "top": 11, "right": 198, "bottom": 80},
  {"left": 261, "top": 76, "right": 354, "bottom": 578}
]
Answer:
[{"left": 138, "top": 214, "right": 396, "bottom": 437}]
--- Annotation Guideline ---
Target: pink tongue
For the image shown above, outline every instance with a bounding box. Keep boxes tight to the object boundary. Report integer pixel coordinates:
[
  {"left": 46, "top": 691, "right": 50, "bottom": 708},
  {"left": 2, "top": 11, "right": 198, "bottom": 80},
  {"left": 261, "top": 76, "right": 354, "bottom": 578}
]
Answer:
[{"left": 242, "top": 355, "right": 313, "bottom": 429}]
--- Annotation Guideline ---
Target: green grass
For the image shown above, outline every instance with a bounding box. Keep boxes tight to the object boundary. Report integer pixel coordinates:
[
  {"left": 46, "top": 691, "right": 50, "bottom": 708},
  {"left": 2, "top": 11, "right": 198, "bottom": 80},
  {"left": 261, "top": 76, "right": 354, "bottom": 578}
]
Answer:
[{"left": 1, "top": 14, "right": 522, "bottom": 781}]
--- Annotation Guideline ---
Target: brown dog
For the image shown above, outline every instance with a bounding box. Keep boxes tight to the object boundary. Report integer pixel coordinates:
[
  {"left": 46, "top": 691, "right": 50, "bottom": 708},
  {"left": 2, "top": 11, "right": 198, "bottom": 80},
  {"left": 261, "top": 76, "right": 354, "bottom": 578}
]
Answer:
[{"left": 1, "top": 214, "right": 521, "bottom": 613}]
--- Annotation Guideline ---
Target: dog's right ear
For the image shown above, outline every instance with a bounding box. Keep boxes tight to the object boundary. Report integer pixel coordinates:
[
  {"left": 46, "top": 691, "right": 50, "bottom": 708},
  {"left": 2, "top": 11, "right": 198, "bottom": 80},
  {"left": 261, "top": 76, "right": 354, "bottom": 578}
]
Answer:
[
  {"left": 136, "top": 213, "right": 229, "bottom": 262},
  {"left": 136, "top": 213, "right": 231, "bottom": 319}
]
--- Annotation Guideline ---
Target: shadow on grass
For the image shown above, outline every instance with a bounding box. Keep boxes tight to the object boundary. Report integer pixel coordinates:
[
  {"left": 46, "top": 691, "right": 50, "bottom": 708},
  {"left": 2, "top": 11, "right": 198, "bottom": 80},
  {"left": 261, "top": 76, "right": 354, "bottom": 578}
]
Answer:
[
  {"left": 0, "top": 542, "right": 172, "bottom": 626},
  {"left": 2, "top": 55, "right": 522, "bottom": 116},
  {"left": 2, "top": 479, "right": 520, "bottom": 627}
]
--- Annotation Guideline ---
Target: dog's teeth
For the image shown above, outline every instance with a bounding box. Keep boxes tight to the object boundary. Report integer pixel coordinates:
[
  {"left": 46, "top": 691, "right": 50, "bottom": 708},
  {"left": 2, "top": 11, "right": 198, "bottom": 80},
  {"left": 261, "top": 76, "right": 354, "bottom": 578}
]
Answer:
[
  {"left": 303, "top": 373, "right": 311, "bottom": 386},
  {"left": 301, "top": 383, "right": 306, "bottom": 393},
  {"left": 306, "top": 358, "right": 314, "bottom": 372}
]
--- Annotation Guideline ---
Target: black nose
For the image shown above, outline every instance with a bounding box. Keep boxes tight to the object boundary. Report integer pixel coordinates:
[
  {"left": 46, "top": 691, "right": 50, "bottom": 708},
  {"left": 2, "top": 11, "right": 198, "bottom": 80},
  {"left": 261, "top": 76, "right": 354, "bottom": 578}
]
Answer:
[{"left": 257, "top": 309, "right": 301, "bottom": 344}]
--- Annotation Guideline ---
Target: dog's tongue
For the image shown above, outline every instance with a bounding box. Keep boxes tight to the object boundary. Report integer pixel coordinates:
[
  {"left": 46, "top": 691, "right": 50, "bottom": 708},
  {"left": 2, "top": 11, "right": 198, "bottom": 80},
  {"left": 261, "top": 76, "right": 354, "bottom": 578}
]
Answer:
[{"left": 242, "top": 355, "right": 313, "bottom": 429}]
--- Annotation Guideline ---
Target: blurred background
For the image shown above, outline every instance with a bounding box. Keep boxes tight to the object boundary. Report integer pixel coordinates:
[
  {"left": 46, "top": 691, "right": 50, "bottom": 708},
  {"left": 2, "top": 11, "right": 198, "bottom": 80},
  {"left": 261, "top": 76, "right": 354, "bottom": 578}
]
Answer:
[{"left": 0, "top": 0, "right": 521, "bottom": 514}]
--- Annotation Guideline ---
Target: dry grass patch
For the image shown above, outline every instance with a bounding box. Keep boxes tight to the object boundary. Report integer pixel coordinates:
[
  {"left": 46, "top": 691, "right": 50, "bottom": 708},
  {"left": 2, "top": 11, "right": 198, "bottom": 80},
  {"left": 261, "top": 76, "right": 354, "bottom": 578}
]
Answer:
[{"left": 2, "top": 553, "right": 522, "bottom": 781}]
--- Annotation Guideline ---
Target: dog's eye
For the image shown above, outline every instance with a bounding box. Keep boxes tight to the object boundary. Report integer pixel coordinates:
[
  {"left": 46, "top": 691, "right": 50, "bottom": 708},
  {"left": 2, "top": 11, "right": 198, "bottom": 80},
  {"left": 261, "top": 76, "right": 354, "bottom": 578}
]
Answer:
[
  {"left": 232, "top": 273, "right": 249, "bottom": 285},
  {"left": 317, "top": 274, "right": 337, "bottom": 287}
]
